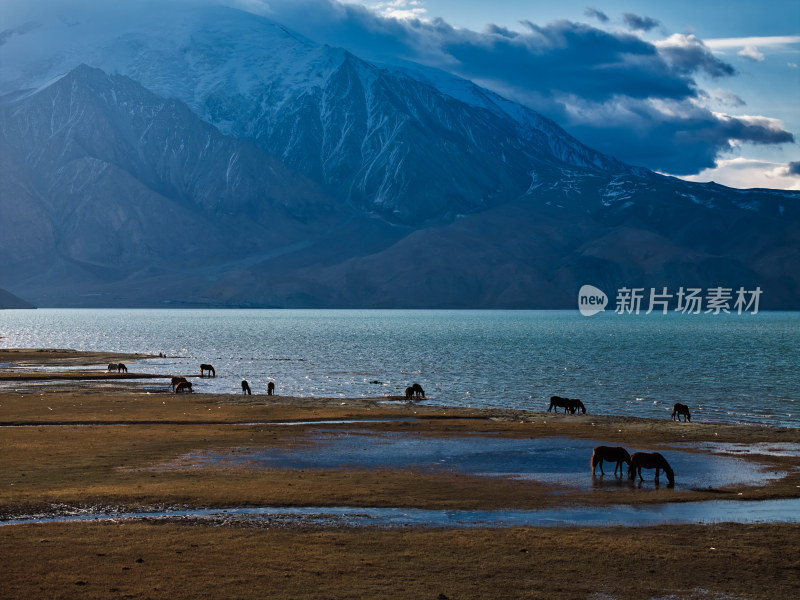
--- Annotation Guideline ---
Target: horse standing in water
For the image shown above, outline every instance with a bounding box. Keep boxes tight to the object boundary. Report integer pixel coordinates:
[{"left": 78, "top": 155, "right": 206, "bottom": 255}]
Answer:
[
  {"left": 671, "top": 403, "right": 691, "bottom": 422},
  {"left": 117, "top": 363, "right": 127, "bottom": 373},
  {"left": 267, "top": 381, "right": 275, "bottom": 396},
  {"left": 175, "top": 381, "right": 193, "bottom": 394},
  {"left": 200, "top": 364, "right": 215, "bottom": 377},
  {"left": 591, "top": 446, "right": 632, "bottom": 476},
  {"left": 628, "top": 452, "right": 675, "bottom": 486},
  {"left": 170, "top": 376, "right": 187, "bottom": 391},
  {"left": 411, "top": 383, "right": 425, "bottom": 399},
  {"left": 107, "top": 363, "right": 119, "bottom": 372},
  {"left": 241, "top": 380, "right": 251, "bottom": 395}
]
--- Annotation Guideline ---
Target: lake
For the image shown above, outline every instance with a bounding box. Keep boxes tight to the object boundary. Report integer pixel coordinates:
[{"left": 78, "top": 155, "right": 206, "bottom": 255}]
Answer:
[{"left": 1, "top": 309, "right": 798, "bottom": 428}]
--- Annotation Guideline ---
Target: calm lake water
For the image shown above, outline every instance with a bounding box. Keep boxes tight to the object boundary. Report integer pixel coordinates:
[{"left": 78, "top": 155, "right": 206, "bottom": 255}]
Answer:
[{"left": 1, "top": 309, "right": 798, "bottom": 428}]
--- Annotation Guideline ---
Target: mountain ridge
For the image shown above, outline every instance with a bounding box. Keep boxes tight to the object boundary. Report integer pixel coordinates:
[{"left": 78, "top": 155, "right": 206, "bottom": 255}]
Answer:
[{"left": 0, "top": 6, "right": 797, "bottom": 308}]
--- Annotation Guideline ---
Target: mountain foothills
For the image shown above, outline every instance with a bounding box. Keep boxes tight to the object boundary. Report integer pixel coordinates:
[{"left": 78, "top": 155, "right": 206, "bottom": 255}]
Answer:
[{"left": 0, "top": 6, "right": 797, "bottom": 309}]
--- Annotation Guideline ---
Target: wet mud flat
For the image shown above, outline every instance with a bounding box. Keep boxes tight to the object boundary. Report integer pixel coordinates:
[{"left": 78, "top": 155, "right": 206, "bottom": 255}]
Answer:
[{"left": 2, "top": 350, "right": 800, "bottom": 598}]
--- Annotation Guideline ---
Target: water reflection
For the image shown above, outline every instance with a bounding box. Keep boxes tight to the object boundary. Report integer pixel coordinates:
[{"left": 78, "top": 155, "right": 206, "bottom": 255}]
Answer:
[
  {"left": 4, "top": 499, "right": 800, "bottom": 528},
  {"left": 172, "top": 433, "right": 784, "bottom": 491}
]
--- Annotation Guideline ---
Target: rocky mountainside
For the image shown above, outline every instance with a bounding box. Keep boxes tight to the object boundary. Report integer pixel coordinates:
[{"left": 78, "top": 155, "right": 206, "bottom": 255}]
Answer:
[{"left": 0, "top": 5, "right": 797, "bottom": 308}]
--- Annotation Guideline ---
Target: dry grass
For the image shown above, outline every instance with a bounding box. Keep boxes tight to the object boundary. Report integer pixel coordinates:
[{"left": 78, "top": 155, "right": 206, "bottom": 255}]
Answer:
[
  {"left": 2, "top": 350, "right": 800, "bottom": 599},
  {"left": 2, "top": 522, "right": 798, "bottom": 599}
]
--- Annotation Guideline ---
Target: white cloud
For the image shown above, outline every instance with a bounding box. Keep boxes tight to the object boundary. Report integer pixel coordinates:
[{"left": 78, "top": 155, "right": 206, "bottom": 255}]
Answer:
[
  {"left": 704, "top": 35, "right": 800, "bottom": 49},
  {"left": 679, "top": 157, "right": 800, "bottom": 190},
  {"left": 369, "top": 1, "right": 426, "bottom": 20},
  {"left": 738, "top": 45, "right": 764, "bottom": 62}
]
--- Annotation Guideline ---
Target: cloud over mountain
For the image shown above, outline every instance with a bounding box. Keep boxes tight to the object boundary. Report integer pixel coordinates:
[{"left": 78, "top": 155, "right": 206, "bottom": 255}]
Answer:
[{"left": 222, "top": 0, "right": 794, "bottom": 176}]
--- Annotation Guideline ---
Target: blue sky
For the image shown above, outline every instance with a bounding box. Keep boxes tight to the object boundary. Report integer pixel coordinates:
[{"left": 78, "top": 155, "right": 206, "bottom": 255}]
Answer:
[{"left": 246, "top": 0, "right": 800, "bottom": 189}]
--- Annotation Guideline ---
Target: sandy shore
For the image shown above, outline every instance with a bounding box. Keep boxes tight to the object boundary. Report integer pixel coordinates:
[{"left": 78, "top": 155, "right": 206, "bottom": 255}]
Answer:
[{"left": 1, "top": 348, "right": 799, "bottom": 599}]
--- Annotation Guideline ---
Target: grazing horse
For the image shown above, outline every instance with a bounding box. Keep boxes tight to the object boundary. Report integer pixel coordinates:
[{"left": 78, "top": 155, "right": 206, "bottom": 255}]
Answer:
[
  {"left": 411, "top": 383, "right": 425, "bottom": 399},
  {"left": 591, "top": 446, "right": 632, "bottom": 476},
  {"left": 267, "top": 381, "right": 275, "bottom": 396},
  {"left": 405, "top": 386, "right": 414, "bottom": 401},
  {"left": 107, "top": 363, "right": 119, "bottom": 372},
  {"left": 628, "top": 452, "right": 675, "bottom": 486},
  {"left": 117, "top": 363, "right": 127, "bottom": 373},
  {"left": 548, "top": 396, "right": 585, "bottom": 414},
  {"left": 170, "top": 376, "right": 187, "bottom": 391},
  {"left": 241, "top": 380, "right": 251, "bottom": 395},
  {"left": 200, "top": 364, "right": 215, "bottom": 377},
  {"left": 671, "top": 403, "right": 691, "bottom": 422},
  {"left": 175, "top": 381, "right": 193, "bottom": 394}
]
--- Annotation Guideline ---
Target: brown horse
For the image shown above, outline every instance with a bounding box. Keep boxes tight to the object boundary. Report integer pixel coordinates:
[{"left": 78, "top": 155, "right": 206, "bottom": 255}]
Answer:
[
  {"left": 117, "top": 363, "right": 127, "bottom": 373},
  {"left": 628, "top": 452, "right": 675, "bottom": 486},
  {"left": 175, "top": 381, "right": 193, "bottom": 394},
  {"left": 267, "top": 381, "right": 275, "bottom": 395},
  {"left": 200, "top": 364, "right": 215, "bottom": 377},
  {"left": 591, "top": 446, "right": 632, "bottom": 476},
  {"left": 548, "top": 396, "right": 586, "bottom": 414},
  {"left": 107, "top": 363, "right": 119, "bottom": 373},
  {"left": 411, "top": 383, "right": 425, "bottom": 399},
  {"left": 170, "top": 376, "right": 187, "bottom": 391},
  {"left": 671, "top": 403, "right": 691, "bottom": 422},
  {"left": 241, "top": 380, "right": 251, "bottom": 395},
  {"left": 405, "top": 386, "right": 414, "bottom": 401}
]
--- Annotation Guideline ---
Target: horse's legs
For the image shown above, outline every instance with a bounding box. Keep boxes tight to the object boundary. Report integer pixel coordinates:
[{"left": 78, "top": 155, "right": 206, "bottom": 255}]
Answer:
[{"left": 655, "top": 468, "right": 661, "bottom": 482}]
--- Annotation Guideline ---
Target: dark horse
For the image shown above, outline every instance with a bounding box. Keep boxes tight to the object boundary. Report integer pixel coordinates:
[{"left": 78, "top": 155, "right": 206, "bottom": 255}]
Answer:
[
  {"left": 411, "top": 383, "right": 425, "bottom": 399},
  {"left": 200, "top": 364, "right": 216, "bottom": 377},
  {"left": 175, "top": 381, "right": 193, "bottom": 394},
  {"left": 628, "top": 452, "right": 675, "bottom": 487},
  {"left": 267, "top": 381, "right": 275, "bottom": 396},
  {"left": 591, "top": 446, "right": 632, "bottom": 476},
  {"left": 117, "top": 363, "right": 127, "bottom": 373},
  {"left": 107, "top": 363, "right": 119, "bottom": 372},
  {"left": 241, "top": 380, "right": 251, "bottom": 395},
  {"left": 405, "top": 386, "right": 414, "bottom": 401},
  {"left": 548, "top": 396, "right": 586, "bottom": 414},
  {"left": 170, "top": 376, "right": 187, "bottom": 391},
  {"left": 671, "top": 403, "right": 691, "bottom": 422}
]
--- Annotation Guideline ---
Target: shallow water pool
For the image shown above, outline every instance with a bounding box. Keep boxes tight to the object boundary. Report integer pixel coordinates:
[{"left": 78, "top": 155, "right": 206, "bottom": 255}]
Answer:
[{"left": 172, "top": 432, "right": 785, "bottom": 491}]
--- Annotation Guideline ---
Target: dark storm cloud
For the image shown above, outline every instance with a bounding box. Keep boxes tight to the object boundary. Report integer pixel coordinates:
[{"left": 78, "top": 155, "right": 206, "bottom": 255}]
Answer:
[
  {"left": 788, "top": 161, "right": 800, "bottom": 176},
  {"left": 622, "top": 13, "right": 660, "bottom": 32},
  {"left": 584, "top": 7, "right": 609, "bottom": 23}
]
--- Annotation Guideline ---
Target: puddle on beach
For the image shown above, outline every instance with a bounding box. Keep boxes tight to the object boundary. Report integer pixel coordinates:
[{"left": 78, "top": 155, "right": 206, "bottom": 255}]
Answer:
[
  {"left": 169, "top": 432, "right": 785, "bottom": 492},
  {"left": 671, "top": 441, "right": 800, "bottom": 458},
  {"left": 4, "top": 499, "right": 800, "bottom": 528}
]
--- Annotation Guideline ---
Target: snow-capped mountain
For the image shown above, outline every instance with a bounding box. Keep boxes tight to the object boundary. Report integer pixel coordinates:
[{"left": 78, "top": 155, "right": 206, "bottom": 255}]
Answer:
[
  {"left": 1, "top": 4, "right": 626, "bottom": 224},
  {"left": 0, "top": 4, "right": 798, "bottom": 308}
]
